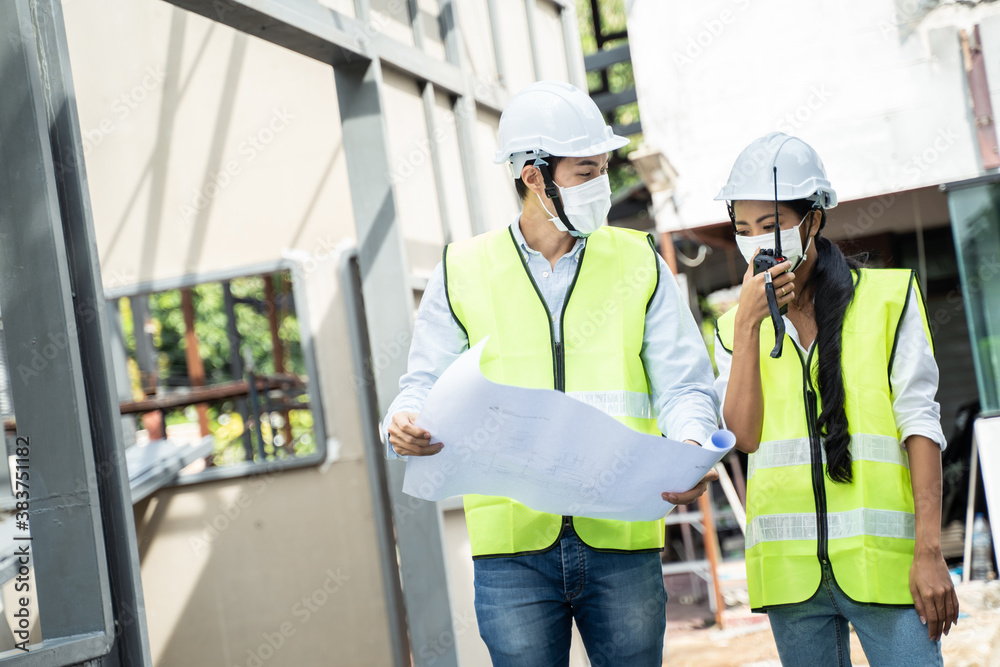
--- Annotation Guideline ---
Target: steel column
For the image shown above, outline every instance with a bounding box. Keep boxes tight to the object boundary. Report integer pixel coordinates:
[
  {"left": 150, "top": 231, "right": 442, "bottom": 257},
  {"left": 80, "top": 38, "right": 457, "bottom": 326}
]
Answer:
[
  {"left": 335, "top": 57, "right": 458, "bottom": 667},
  {"left": 0, "top": 0, "right": 151, "bottom": 663}
]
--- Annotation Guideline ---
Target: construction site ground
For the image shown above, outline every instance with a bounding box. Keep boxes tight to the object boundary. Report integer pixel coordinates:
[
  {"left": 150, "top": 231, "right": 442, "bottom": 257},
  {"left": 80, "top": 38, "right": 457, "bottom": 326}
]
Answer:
[{"left": 663, "top": 560, "right": 1000, "bottom": 667}]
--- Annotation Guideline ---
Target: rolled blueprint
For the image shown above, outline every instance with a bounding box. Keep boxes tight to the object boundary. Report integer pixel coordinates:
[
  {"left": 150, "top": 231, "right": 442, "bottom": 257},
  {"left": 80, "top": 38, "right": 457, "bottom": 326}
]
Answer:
[{"left": 402, "top": 339, "right": 735, "bottom": 522}]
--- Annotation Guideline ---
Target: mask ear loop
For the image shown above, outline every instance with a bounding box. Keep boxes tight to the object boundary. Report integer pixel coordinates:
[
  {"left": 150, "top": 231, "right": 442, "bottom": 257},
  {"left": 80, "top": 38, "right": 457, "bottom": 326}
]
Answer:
[
  {"left": 791, "top": 203, "right": 824, "bottom": 272},
  {"left": 535, "top": 157, "right": 578, "bottom": 234}
]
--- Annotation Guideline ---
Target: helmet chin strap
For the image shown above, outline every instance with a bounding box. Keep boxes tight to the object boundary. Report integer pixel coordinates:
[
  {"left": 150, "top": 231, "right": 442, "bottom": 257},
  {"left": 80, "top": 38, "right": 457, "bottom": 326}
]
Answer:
[{"left": 534, "top": 157, "right": 579, "bottom": 234}]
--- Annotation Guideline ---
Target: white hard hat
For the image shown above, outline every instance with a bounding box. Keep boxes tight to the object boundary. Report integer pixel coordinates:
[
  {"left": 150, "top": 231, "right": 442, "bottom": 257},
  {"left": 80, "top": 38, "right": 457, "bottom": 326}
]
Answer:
[
  {"left": 494, "top": 81, "right": 630, "bottom": 177},
  {"left": 715, "top": 132, "right": 838, "bottom": 209}
]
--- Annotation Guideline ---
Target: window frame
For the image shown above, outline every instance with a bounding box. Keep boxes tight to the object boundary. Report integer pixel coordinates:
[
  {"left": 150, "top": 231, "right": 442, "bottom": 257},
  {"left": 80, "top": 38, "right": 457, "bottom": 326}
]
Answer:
[{"left": 105, "top": 258, "right": 331, "bottom": 486}]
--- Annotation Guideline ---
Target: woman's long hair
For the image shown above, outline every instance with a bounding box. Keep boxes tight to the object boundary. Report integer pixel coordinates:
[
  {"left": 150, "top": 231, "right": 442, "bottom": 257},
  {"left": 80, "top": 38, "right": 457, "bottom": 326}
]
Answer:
[{"left": 786, "top": 199, "right": 863, "bottom": 484}]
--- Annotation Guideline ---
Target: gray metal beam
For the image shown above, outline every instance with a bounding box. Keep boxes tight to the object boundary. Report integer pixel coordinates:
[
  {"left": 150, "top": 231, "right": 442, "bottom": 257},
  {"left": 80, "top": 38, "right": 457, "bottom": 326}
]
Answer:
[
  {"left": 335, "top": 58, "right": 458, "bottom": 667},
  {"left": 485, "top": 0, "right": 507, "bottom": 85},
  {"left": 0, "top": 0, "right": 134, "bottom": 663},
  {"left": 584, "top": 42, "right": 632, "bottom": 71},
  {"left": 593, "top": 86, "right": 639, "bottom": 112},
  {"left": 524, "top": 0, "right": 543, "bottom": 80},
  {"left": 560, "top": 0, "right": 588, "bottom": 90},
  {"left": 161, "top": 0, "right": 503, "bottom": 114},
  {"left": 612, "top": 120, "right": 642, "bottom": 137},
  {"left": 340, "top": 251, "right": 409, "bottom": 667},
  {"left": 438, "top": 0, "right": 488, "bottom": 236},
  {"left": 165, "top": 0, "right": 364, "bottom": 66},
  {"left": 25, "top": 0, "right": 155, "bottom": 662},
  {"left": 422, "top": 82, "right": 454, "bottom": 246}
]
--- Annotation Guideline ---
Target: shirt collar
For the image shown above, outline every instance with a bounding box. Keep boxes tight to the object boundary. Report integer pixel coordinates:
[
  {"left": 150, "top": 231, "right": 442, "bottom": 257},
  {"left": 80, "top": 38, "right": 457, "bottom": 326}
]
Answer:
[{"left": 509, "top": 214, "right": 586, "bottom": 261}]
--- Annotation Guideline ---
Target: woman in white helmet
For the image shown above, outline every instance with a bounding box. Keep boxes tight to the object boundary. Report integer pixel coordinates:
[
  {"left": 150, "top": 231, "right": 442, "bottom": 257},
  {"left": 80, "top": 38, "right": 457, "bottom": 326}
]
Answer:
[
  {"left": 713, "top": 132, "right": 957, "bottom": 666},
  {"left": 383, "top": 81, "right": 720, "bottom": 666}
]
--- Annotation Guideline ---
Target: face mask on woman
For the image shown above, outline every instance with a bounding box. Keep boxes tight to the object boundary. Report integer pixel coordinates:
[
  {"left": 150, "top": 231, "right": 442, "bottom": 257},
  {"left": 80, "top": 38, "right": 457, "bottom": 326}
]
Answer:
[
  {"left": 735, "top": 209, "right": 815, "bottom": 270},
  {"left": 536, "top": 174, "right": 613, "bottom": 238}
]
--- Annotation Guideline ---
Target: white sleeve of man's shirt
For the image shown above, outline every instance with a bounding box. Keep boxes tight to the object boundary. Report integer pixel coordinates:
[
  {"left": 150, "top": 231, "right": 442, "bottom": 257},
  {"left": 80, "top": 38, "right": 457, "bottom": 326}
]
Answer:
[
  {"left": 381, "top": 261, "right": 467, "bottom": 460},
  {"left": 712, "top": 285, "right": 946, "bottom": 450},
  {"left": 640, "top": 255, "right": 721, "bottom": 445}
]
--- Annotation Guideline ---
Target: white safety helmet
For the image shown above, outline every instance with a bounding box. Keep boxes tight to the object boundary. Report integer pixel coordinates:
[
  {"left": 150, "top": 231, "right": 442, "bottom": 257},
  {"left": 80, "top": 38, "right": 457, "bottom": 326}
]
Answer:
[
  {"left": 714, "top": 132, "right": 838, "bottom": 209},
  {"left": 494, "top": 81, "right": 629, "bottom": 178}
]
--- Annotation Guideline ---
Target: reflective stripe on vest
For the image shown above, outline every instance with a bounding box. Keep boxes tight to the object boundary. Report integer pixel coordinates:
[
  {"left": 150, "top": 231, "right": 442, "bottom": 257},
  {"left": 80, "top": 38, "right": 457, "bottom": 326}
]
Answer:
[
  {"left": 567, "top": 390, "right": 656, "bottom": 420},
  {"left": 746, "top": 508, "right": 916, "bottom": 550},
  {"left": 445, "top": 225, "right": 664, "bottom": 558},
  {"left": 716, "top": 268, "right": 932, "bottom": 609},
  {"left": 747, "top": 434, "right": 909, "bottom": 481}
]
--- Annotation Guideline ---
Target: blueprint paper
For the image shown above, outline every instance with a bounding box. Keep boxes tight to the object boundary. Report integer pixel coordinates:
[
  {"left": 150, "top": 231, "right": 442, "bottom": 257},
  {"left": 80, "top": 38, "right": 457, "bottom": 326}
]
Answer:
[{"left": 402, "top": 339, "right": 735, "bottom": 522}]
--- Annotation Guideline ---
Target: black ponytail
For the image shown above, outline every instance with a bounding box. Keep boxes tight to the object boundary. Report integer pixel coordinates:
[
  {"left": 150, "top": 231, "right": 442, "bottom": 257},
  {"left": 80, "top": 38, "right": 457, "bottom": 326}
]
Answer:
[{"left": 788, "top": 200, "right": 863, "bottom": 484}]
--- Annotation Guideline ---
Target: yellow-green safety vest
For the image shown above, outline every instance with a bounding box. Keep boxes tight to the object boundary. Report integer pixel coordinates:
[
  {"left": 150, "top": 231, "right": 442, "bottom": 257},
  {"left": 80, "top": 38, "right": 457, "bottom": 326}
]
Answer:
[
  {"left": 716, "top": 268, "right": 933, "bottom": 610},
  {"left": 444, "top": 224, "right": 665, "bottom": 558}
]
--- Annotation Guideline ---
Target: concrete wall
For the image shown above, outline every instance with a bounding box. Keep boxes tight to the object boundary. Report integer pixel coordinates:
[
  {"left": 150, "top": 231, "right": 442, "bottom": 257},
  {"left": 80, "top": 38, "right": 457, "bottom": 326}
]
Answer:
[
  {"left": 62, "top": 0, "right": 585, "bottom": 664},
  {"left": 627, "top": 0, "right": 1000, "bottom": 230}
]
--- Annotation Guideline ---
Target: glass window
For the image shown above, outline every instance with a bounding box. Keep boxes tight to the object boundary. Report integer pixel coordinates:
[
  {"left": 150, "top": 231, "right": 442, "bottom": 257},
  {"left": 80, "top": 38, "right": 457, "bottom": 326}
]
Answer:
[{"left": 946, "top": 177, "right": 1000, "bottom": 414}]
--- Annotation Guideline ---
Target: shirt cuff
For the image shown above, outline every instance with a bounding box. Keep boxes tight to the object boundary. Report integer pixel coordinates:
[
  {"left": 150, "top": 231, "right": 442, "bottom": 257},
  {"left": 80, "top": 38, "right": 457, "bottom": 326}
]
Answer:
[
  {"left": 899, "top": 424, "right": 947, "bottom": 451},
  {"left": 382, "top": 409, "right": 419, "bottom": 461},
  {"left": 676, "top": 422, "right": 719, "bottom": 448}
]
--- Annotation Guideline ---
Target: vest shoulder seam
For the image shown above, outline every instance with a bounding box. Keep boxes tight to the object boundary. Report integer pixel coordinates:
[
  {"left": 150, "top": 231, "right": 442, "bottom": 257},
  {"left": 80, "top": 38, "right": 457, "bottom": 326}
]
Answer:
[
  {"left": 442, "top": 243, "right": 469, "bottom": 339},
  {"left": 644, "top": 232, "right": 660, "bottom": 313},
  {"left": 887, "top": 269, "right": 917, "bottom": 391}
]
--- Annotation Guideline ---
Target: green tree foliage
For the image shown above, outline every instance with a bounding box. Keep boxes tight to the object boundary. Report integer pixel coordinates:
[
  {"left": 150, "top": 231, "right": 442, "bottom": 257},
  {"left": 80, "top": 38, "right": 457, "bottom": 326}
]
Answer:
[
  {"left": 130, "top": 273, "right": 304, "bottom": 387},
  {"left": 118, "top": 271, "right": 312, "bottom": 465},
  {"left": 576, "top": 0, "right": 642, "bottom": 195}
]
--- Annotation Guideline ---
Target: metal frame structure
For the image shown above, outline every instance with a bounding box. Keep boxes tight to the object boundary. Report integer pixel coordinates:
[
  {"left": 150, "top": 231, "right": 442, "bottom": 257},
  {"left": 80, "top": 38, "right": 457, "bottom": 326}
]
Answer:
[
  {"left": 0, "top": 0, "right": 151, "bottom": 663},
  {"left": 0, "top": 0, "right": 589, "bottom": 664}
]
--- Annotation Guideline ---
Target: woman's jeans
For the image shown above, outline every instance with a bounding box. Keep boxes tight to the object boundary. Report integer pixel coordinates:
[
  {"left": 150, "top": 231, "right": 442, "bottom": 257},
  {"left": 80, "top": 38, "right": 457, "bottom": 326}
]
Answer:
[
  {"left": 766, "top": 561, "right": 943, "bottom": 667},
  {"left": 473, "top": 520, "right": 666, "bottom": 667}
]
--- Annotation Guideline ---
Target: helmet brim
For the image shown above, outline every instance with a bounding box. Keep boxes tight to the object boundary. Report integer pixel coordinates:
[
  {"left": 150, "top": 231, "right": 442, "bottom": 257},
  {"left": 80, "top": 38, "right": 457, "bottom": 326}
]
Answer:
[{"left": 495, "top": 134, "right": 631, "bottom": 164}]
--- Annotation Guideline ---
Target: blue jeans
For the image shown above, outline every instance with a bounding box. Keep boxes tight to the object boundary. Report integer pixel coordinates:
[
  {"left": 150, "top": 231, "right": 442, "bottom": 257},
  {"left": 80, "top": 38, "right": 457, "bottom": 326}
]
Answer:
[
  {"left": 766, "top": 561, "right": 943, "bottom": 667},
  {"left": 473, "top": 520, "right": 666, "bottom": 667}
]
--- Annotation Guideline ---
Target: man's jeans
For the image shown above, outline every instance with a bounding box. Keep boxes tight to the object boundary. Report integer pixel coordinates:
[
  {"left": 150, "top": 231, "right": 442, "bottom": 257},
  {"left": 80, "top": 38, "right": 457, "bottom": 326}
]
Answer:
[
  {"left": 767, "top": 561, "right": 943, "bottom": 667},
  {"left": 473, "top": 521, "right": 666, "bottom": 667}
]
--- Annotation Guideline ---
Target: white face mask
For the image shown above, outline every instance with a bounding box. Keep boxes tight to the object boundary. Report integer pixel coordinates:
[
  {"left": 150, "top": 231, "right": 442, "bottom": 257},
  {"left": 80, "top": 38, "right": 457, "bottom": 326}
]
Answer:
[
  {"left": 536, "top": 174, "right": 612, "bottom": 238},
  {"left": 735, "top": 210, "right": 815, "bottom": 270}
]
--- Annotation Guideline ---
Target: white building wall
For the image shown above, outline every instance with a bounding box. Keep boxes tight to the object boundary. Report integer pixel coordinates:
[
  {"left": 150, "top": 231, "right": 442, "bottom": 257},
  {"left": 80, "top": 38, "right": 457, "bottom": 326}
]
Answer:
[{"left": 628, "top": 0, "right": 1000, "bottom": 230}]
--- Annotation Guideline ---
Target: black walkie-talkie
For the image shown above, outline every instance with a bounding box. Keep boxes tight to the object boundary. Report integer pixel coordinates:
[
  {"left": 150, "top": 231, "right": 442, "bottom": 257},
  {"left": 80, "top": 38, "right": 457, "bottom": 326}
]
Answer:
[{"left": 754, "top": 167, "right": 786, "bottom": 358}]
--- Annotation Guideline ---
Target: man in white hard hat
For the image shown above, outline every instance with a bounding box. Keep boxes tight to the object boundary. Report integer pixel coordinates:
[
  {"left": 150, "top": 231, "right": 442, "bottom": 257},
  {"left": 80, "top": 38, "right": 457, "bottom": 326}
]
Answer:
[{"left": 383, "top": 81, "right": 719, "bottom": 666}]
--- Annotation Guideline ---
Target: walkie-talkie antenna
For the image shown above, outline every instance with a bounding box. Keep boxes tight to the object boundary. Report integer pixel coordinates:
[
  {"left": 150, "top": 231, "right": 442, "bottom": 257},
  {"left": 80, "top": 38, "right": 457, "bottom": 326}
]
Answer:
[{"left": 773, "top": 166, "right": 782, "bottom": 257}]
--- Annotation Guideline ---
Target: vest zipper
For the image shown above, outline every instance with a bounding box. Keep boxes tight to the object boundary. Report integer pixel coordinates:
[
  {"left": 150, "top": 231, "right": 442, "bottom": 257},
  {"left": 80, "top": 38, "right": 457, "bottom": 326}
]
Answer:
[
  {"left": 507, "top": 229, "right": 587, "bottom": 529},
  {"left": 793, "top": 343, "right": 829, "bottom": 564},
  {"left": 554, "top": 342, "right": 566, "bottom": 392}
]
